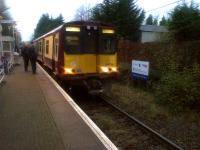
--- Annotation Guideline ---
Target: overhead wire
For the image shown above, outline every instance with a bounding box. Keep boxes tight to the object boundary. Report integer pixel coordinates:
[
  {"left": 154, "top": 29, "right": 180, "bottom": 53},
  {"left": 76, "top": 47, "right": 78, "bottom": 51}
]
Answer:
[{"left": 146, "top": 0, "right": 185, "bottom": 13}]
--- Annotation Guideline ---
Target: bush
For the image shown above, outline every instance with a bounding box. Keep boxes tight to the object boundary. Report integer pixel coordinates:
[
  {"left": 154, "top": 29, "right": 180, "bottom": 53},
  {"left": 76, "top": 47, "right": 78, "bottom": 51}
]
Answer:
[{"left": 154, "top": 64, "right": 200, "bottom": 110}]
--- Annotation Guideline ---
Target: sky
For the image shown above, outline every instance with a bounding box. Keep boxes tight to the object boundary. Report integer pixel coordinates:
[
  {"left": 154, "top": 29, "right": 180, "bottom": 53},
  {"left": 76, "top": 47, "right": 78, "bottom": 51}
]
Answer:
[{"left": 5, "top": 0, "right": 200, "bottom": 41}]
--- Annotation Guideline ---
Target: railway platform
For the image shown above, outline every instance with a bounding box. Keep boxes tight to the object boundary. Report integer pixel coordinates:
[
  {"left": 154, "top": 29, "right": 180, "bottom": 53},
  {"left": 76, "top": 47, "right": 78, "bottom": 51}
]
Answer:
[{"left": 0, "top": 58, "right": 117, "bottom": 150}]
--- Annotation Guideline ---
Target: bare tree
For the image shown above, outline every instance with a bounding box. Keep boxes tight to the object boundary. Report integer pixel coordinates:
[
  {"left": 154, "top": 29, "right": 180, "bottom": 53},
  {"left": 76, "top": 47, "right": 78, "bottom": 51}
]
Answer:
[
  {"left": 0, "top": 0, "right": 11, "bottom": 19},
  {"left": 74, "top": 4, "right": 92, "bottom": 21}
]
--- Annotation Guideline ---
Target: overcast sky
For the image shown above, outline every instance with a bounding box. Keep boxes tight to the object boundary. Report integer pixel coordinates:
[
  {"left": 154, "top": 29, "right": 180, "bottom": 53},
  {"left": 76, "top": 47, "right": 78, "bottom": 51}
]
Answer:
[{"left": 6, "top": 0, "right": 200, "bottom": 41}]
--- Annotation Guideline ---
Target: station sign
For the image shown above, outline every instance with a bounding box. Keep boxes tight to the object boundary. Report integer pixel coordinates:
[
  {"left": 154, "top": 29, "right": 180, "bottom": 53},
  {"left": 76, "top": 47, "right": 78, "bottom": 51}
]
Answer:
[{"left": 132, "top": 60, "right": 149, "bottom": 80}]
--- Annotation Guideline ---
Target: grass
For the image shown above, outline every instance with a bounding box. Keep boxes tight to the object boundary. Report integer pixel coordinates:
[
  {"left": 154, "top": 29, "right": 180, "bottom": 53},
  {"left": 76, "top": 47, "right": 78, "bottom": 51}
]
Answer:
[
  {"left": 103, "top": 79, "right": 200, "bottom": 149},
  {"left": 104, "top": 82, "right": 169, "bottom": 119},
  {"left": 96, "top": 115, "right": 115, "bottom": 130}
]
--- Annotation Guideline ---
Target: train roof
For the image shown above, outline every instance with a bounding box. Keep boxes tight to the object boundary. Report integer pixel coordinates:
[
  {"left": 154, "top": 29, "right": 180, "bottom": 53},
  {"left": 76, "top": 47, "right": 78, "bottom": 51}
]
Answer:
[
  {"left": 65, "top": 21, "right": 114, "bottom": 27},
  {"left": 34, "top": 21, "right": 114, "bottom": 41}
]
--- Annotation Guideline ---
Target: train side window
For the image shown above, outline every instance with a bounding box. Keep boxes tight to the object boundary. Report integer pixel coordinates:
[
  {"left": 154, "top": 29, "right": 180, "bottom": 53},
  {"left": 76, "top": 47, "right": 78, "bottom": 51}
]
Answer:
[
  {"left": 65, "top": 36, "right": 80, "bottom": 54},
  {"left": 45, "top": 40, "right": 49, "bottom": 54},
  {"left": 39, "top": 42, "right": 42, "bottom": 52},
  {"left": 40, "top": 42, "right": 42, "bottom": 53}
]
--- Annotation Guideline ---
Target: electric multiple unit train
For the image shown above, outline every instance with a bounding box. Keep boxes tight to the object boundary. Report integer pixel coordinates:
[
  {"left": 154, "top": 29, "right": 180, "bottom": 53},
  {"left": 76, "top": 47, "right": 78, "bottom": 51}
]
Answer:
[{"left": 34, "top": 21, "right": 118, "bottom": 93}]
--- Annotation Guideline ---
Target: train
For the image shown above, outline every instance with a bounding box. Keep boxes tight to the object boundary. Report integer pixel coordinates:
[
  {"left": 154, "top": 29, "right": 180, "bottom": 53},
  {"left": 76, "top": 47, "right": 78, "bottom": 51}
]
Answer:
[{"left": 34, "top": 21, "right": 118, "bottom": 94}]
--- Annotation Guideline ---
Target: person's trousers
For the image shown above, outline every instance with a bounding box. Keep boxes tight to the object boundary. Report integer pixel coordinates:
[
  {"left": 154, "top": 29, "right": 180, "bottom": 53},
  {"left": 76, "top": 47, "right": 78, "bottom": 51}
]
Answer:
[
  {"left": 23, "top": 57, "right": 29, "bottom": 71},
  {"left": 30, "top": 58, "right": 36, "bottom": 73}
]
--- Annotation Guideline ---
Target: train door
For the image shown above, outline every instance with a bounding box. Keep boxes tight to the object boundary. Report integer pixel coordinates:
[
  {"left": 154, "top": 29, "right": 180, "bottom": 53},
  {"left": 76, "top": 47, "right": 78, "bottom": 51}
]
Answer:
[
  {"left": 82, "top": 26, "right": 99, "bottom": 73},
  {"left": 98, "top": 28, "right": 117, "bottom": 73}
]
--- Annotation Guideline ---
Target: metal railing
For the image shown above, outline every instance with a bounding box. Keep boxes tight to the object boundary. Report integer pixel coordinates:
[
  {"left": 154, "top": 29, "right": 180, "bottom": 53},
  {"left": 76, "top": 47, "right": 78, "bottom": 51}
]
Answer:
[
  {"left": 0, "top": 61, "right": 5, "bottom": 84},
  {"left": 0, "top": 54, "right": 14, "bottom": 84}
]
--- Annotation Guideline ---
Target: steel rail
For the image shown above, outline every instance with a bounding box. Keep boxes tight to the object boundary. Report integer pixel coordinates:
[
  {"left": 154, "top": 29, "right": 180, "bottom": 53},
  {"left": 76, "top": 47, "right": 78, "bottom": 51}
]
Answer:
[{"left": 100, "top": 94, "right": 184, "bottom": 150}]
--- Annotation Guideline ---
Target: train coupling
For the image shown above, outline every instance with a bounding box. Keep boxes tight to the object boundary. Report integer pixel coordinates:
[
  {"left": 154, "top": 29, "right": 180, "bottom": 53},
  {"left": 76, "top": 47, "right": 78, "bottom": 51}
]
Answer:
[{"left": 83, "top": 79, "right": 104, "bottom": 95}]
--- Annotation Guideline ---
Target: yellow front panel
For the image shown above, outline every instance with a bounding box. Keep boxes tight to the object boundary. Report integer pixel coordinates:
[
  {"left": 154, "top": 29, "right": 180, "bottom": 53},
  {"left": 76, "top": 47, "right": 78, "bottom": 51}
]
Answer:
[
  {"left": 97, "top": 53, "right": 117, "bottom": 73},
  {"left": 98, "top": 53, "right": 117, "bottom": 67},
  {"left": 64, "top": 53, "right": 97, "bottom": 74}
]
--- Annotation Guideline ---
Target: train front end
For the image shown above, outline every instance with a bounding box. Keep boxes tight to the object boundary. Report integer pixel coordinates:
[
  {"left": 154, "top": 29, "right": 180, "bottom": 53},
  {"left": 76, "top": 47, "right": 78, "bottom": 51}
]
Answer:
[{"left": 60, "top": 21, "right": 118, "bottom": 94}]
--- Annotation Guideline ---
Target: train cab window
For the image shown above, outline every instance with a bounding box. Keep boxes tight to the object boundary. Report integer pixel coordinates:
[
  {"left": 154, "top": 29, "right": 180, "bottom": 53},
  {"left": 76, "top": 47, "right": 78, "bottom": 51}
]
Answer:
[
  {"left": 45, "top": 40, "right": 49, "bottom": 54},
  {"left": 100, "top": 28, "right": 116, "bottom": 54},
  {"left": 101, "top": 37, "right": 116, "bottom": 54},
  {"left": 82, "top": 27, "right": 98, "bottom": 54},
  {"left": 65, "top": 36, "right": 81, "bottom": 54}
]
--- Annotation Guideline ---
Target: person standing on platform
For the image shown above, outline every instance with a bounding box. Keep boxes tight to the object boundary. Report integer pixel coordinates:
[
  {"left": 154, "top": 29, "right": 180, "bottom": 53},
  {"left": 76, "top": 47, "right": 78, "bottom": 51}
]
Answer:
[
  {"left": 21, "top": 43, "right": 30, "bottom": 72},
  {"left": 29, "top": 42, "right": 38, "bottom": 74}
]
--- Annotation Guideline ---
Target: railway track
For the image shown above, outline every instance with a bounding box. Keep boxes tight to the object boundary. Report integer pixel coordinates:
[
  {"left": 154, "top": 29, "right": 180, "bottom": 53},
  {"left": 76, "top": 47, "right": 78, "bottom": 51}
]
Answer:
[
  {"left": 99, "top": 94, "right": 184, "bottom": 150},
  {"left": 40, "top": 64, "right": 184, "bottom": 150}
]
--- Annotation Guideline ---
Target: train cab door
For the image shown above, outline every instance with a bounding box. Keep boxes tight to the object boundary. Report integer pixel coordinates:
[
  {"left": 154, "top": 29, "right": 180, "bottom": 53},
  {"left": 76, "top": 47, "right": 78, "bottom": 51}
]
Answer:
[
  {"left": 98, "top": 28, "right": 117, "bottom": 73},
  {"left": 82, "top": 26, "right": 99, "bottom": 74}
]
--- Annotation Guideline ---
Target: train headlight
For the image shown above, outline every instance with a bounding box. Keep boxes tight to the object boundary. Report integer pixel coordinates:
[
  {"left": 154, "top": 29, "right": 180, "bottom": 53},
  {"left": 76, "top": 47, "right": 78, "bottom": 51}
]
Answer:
[
  {"left": 64, "top": 68, "right": 74, "bottom": 74},
  {"left": 101, "top": 67, "right": 109, "bottom": 73},
  {"left": 111, "top": 67, "right": 117, "bottom": 72}
]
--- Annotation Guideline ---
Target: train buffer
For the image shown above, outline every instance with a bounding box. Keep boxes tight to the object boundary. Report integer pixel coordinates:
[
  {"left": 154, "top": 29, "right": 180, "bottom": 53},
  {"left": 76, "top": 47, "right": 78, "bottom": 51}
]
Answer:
[{"left": 0, "top": 59, "right": 118, "bottom": 150}]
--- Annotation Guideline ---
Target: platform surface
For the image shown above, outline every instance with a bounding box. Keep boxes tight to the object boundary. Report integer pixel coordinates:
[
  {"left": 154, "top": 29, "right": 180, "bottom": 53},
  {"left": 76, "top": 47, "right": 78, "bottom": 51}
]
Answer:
[{"left": 0, "top": 60, "right": 116, "bottom": 150}]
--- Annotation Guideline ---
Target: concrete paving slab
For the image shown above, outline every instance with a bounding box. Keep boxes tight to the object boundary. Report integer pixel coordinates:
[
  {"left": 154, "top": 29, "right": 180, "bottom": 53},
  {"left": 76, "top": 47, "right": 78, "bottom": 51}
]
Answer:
[{"left": 0, "top": 59, "right": 118, "bottom": 150}]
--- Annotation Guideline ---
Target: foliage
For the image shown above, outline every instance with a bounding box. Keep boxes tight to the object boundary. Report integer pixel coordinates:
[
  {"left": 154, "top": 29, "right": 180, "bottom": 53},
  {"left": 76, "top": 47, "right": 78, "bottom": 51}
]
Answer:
[
  {"left": 0, "top": 0, "right": 13, "bottom": 36},
  {"left": 154, "top": 64, "right": 200, "bottom": 110},
  {"left": 74, "top": 4, "right": 92, "bottom": 21},
  {"left": 118, "top": 40, "right": 200, "bottom": 110},
  {"left": 152, "top": 17, "right": 158, "bottom": 25},
  {"left": 0, "top": 0, "right": 11, "bottom": 19},
  {"left": 145, "top": 14, "right": 158, "bottom": 25},
  {"left": 91, "top": 0, "right": 145, "bottom": 41},
  {"left": 34, "top": 14, "right": 64, "bottom": 39},
  {"left": 145, "top": 14, "right": 153, "bottom": 25},
  {"left": 159, "top": 16, "right": 168, "bottom": 26},
  {"left": 150, "top": 41, "right": 200, "bottom": 110},
  {"left": 168, "top": 1, "right": 200, "bottom": 41}
]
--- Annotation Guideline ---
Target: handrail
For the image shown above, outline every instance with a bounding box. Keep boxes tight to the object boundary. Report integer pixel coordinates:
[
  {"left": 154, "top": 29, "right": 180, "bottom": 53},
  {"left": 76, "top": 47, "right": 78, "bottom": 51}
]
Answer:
[{"left": 0, "top": 66, "right": 5, "bottom": 84}]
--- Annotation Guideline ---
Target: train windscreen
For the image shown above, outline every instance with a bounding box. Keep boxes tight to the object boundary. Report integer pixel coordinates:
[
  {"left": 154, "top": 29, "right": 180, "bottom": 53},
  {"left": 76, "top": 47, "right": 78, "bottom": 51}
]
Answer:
[
  {"left": 82, "top": 26, "right": 98, "bottom": 54},
  {"left": 65, "top": 35, "right": 81, "bottom": 54},
  {"left": 100, "top": 35, "right": 116, "bottom": 54},
  {"left": 65, "top": 26, "right": 81, "bottom": 54}
]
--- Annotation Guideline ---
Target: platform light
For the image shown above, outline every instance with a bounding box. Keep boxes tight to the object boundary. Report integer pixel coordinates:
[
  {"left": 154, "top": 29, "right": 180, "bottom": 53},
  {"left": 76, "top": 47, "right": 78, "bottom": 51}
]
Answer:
[
  {"left": 66, "top": 27, "right": 80, "bottom": 32},
  {"left": 102, "top": 29, "right": 115, "bottom": 34}
]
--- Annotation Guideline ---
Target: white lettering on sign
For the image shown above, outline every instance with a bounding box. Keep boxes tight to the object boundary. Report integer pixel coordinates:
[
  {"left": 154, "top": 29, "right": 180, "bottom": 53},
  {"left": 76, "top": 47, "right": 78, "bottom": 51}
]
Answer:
[{"left": 132, "top": 60, "right": 149, "bottom": 76}]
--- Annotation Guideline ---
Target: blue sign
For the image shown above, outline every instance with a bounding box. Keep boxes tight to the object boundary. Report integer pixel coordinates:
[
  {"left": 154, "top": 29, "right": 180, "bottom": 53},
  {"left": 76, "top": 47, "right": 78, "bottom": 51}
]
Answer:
[{"left": 132, "top": 60, "right": 149, "bottom": 80}]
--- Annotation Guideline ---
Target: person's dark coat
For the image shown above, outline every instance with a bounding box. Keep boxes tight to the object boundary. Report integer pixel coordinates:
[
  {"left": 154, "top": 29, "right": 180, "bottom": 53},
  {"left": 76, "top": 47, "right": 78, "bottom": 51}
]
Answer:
[
  {"left": 21, "top": 46, "right": 29, "bottom": 58},
  {"left": 28, "top": 45, "right": 38, "bottom": 74},
  {"left": 21, "top": 46, "right": 30, "bottom": 71},
  {"left": 28, "top": 46, "right": 38, "bottom": 60}
]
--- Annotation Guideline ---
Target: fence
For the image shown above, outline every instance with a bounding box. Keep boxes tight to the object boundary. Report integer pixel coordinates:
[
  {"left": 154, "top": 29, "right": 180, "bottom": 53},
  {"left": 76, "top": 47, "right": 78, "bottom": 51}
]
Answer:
[
  {"left": 117, "top": 40, "right": 200, "bottom": 68},
  {"left": 0, "top": 48, "right": 14, "bottom": 84}
]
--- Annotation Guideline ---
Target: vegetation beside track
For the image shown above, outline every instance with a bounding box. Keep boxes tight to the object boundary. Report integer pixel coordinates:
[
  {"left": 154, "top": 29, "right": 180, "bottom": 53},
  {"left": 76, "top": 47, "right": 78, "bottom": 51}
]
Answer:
[
  {"left": 103, "top": 79, "right": 200, "bottom": 150},
  {"left": 72, "top": 92, "right": 168, "bottom": 150}
]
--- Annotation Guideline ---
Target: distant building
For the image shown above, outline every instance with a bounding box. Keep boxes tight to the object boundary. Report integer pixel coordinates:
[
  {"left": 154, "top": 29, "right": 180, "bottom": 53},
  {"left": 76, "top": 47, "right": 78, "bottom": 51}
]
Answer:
[
  {"left": 140, "top": 25, "right": 168, "bottom": 43},
  {"left": 2, "top": 36, "right": 14, "bottom": 52}
]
